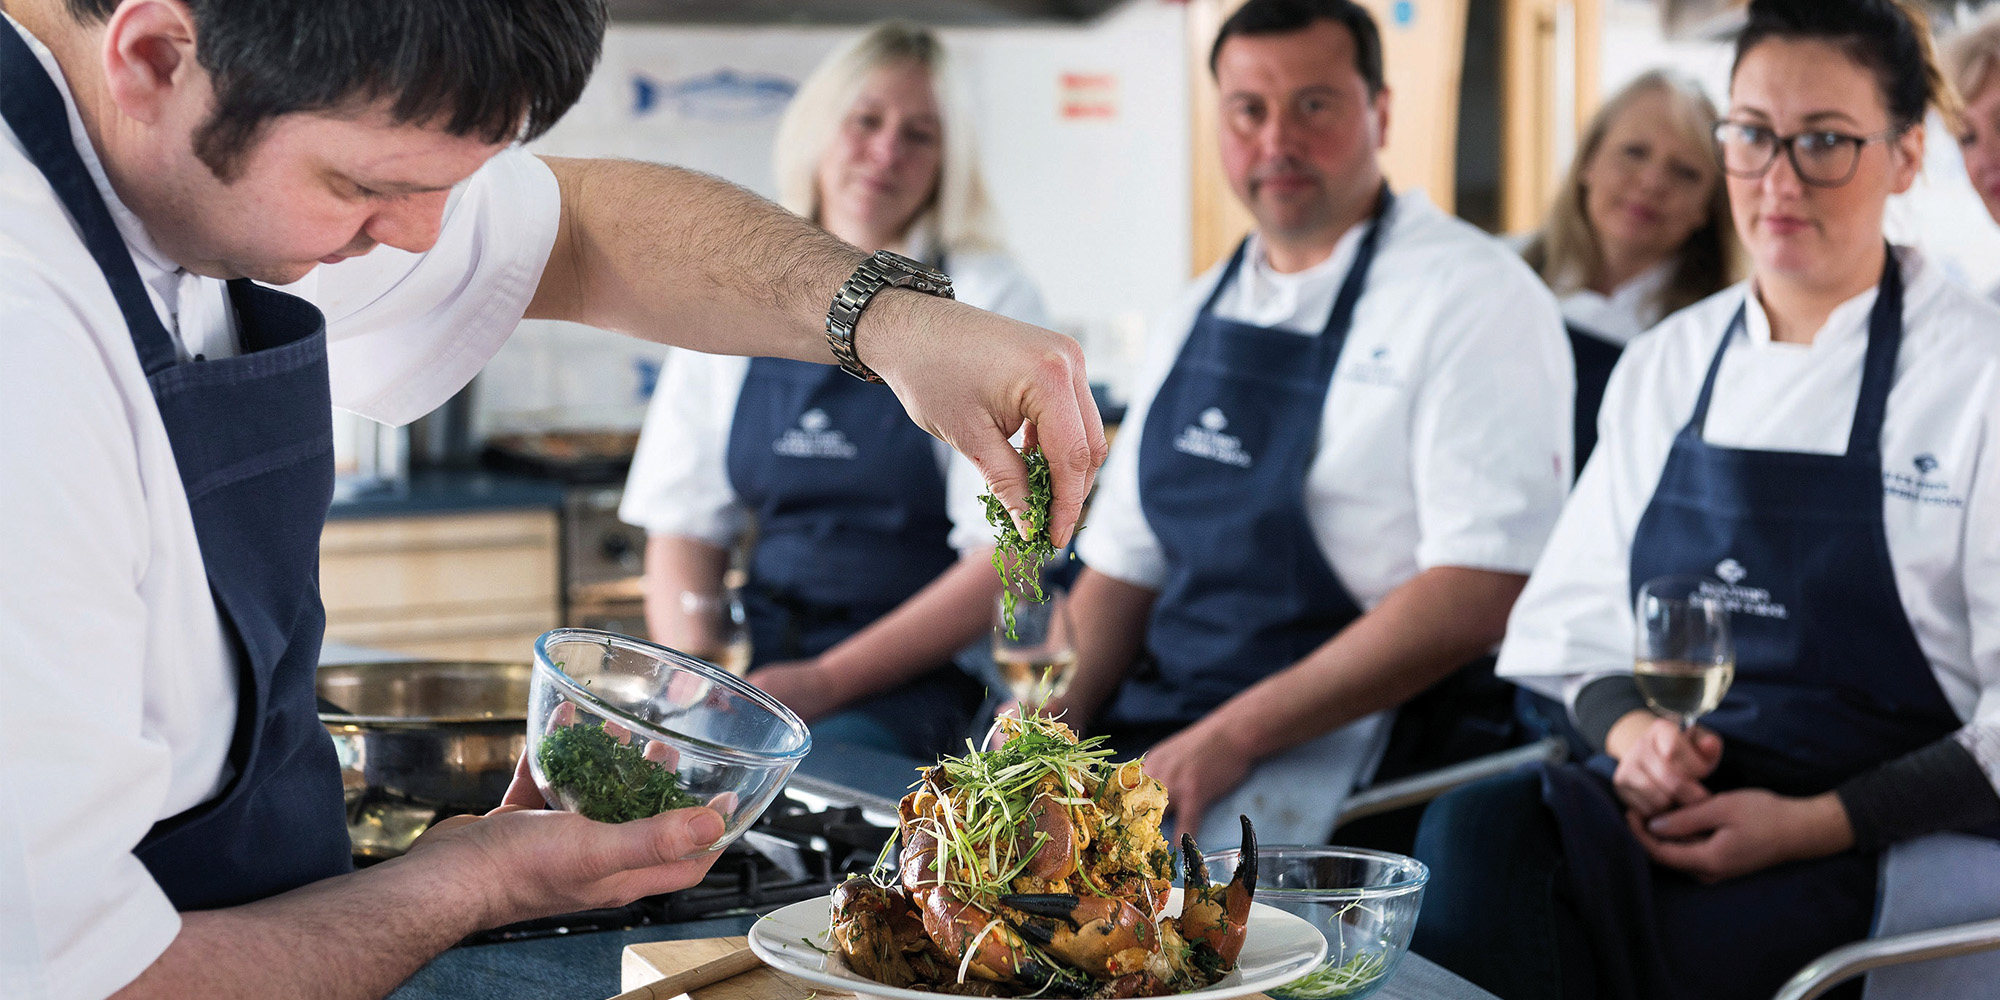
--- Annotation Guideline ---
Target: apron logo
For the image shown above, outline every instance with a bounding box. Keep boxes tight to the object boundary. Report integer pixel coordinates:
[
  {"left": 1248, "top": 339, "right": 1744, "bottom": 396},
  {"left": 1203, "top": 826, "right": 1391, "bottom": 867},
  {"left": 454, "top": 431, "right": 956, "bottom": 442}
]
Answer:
[
  {"left": 1698, "top": 560, "right": 1788, "bottom": 619},
  {"left": 1340, "top": 344, "right": 1401, "bottom": 386},
  {"left": 773, "top": 407, "right": 858, "bottom": 459},
  {"left": 1174, "top": 407, "right": 1253, "bottom": 468},
  {"left": 1884, "top": 452, "right": 1964, "bottom": 508}
]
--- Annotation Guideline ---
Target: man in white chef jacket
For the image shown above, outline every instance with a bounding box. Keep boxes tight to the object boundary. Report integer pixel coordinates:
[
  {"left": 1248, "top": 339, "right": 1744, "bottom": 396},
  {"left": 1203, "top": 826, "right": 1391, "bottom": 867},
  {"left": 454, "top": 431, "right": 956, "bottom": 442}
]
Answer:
[
  {"left": 1046, "top": 0, "right": 1573, "bottom": 848},
  {"left": 0, "top": 1, "right": 1104, "bottom": 998}
]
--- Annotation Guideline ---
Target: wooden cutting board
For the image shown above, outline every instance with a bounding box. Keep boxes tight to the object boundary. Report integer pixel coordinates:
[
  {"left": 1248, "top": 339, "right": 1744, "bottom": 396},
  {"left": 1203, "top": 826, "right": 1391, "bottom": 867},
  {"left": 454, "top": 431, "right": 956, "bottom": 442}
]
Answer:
[{"left": 620, "top": 936, "right": 853, "bottom": 998}]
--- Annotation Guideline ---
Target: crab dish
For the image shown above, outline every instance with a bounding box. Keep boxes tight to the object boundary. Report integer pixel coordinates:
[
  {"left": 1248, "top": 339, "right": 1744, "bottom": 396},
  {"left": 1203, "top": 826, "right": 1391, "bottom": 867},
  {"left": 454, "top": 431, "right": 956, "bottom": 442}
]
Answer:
[{"left": 829, "top": 717, "right": 1256, "bottom": 997}]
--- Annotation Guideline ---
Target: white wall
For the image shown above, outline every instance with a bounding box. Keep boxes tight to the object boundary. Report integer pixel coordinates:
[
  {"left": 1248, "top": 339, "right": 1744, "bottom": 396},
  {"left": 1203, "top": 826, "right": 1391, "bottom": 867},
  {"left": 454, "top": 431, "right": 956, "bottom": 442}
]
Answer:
[{"left": 476, "top": 1, "right": 1189, "bottom": 434}]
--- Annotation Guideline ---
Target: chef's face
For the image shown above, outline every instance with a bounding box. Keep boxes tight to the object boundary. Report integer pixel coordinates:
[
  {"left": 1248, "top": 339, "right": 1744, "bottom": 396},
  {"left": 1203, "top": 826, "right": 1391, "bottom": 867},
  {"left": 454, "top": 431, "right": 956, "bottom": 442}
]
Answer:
[
  {"left": 1724, "top": 38, "right": 1920, "bottom": 291},
  {"left": 815, "top": 61, "right": 944, "bottom": 244},
  {"left": 1214, "top": 20, "right": 1387, "bottom": 249},
  {"left": 1957, "top": 75, "right": 2000, "bottom": 228},
  {"left": 1581, "top": 88, "right": 1718, "bottom": 271},
  {"left": 126, "top": 107, "right": 508, "bottom": 286}
]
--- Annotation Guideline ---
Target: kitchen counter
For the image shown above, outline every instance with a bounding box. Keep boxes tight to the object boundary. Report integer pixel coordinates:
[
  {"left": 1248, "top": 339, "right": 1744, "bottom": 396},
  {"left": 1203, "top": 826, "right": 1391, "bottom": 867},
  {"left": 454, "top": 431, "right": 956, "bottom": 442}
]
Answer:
[
  {"left": 328, "top": 468, "right": 571, "bottom": 520},
  {"left": 389, "top": 916, "right": 1497, "bottom": 1000}
]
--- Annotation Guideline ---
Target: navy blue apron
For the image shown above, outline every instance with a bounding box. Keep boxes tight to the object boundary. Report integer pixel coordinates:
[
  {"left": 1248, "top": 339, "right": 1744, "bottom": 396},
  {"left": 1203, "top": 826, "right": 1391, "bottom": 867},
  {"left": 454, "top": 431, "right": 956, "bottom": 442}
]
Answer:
[
  {"left": 724, "top": 339, "right": 979, "bottom": 756},
  {"left": 1569, "top": 323, "right": 1623, "bottom": 474},
  {"left": 1538, "top": 253, "right": 1967, "bottom": 1000},
  {"left": 2, "top": 22, "right": 352, "bottom": 910},
  {"left": 1104, "top": 188, "right": 1393, "bottom": 734}
]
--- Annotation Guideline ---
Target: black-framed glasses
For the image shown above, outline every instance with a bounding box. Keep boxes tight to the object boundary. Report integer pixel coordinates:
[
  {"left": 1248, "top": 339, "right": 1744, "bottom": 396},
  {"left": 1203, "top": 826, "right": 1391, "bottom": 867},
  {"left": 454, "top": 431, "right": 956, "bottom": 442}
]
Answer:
[{"left": 1711, "top": 121, "right": 1905, "bottom": 187}]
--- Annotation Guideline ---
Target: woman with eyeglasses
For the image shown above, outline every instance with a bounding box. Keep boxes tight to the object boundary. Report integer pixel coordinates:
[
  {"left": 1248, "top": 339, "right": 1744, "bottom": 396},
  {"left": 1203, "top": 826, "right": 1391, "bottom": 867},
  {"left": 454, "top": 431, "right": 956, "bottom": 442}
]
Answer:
[{"left": 1411, "top": 2, "right": 2000, "bottom": 999}]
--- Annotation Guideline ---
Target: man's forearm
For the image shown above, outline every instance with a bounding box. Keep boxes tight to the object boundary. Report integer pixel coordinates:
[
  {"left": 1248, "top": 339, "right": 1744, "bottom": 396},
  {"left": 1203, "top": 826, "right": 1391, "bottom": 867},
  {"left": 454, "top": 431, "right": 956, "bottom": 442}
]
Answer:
[
  {"left": 529, "top": 156, "right": 860, "bottom": 361},
  {"left": 114, "top": 850, "right": 490, "bottom": 1000},
  {"left": 1206, "top": 567, "right": 1528, "bottom": 761},
  {"left": 641, "top": 534, "right": 730, "bottom": 648},
  {"left": 1048, "top": 568, "right": 1156, "bottom": 729}
]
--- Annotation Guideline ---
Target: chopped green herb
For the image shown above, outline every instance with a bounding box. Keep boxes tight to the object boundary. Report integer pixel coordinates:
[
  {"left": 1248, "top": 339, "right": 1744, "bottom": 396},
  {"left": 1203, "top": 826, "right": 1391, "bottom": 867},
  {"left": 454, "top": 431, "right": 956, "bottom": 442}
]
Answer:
[
  {"left": 981, "top": 447, "right": 1060, "bottom": 638},
  {"left": 536, "top": 722, "right": 698, "bottom": 823}
]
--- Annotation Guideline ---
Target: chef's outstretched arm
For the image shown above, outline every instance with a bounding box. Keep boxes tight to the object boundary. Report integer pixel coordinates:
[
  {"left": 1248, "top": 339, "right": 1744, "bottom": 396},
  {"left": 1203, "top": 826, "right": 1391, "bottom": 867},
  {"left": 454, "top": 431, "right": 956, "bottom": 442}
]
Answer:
[
  {"left": 112, "top": 806, "right": 724, "bottom": 1000},
  {"left": 526, "top": 156, "right": 1105, "bottom": 547}
]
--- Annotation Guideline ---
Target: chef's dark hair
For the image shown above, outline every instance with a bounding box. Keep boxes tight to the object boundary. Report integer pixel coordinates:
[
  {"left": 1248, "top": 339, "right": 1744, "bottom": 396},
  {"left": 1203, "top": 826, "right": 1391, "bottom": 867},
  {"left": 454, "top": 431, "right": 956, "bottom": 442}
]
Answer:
[
  {"left": 1209, "top": 0, "right": 1384, "bottom": 99},
  {"left": 1734, "top": 0, "right": 1959, "bottom": 130},
  {"left": 61, "top": 0, "right": 605, "bottom": 181}
]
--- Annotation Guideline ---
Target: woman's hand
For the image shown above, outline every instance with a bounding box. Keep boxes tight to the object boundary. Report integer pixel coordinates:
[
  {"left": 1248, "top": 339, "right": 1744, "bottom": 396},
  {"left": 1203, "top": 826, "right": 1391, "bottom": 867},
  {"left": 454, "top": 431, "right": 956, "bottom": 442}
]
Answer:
[
  {"left": 1629, "top": 789, "right": 1855, "bottom": 883},
  {"left": 1143, "top": 718, "right": 1252, "bottom": 842},
  {"left": 1608, "top": 712, "right": 1723, "bottom": 817}
]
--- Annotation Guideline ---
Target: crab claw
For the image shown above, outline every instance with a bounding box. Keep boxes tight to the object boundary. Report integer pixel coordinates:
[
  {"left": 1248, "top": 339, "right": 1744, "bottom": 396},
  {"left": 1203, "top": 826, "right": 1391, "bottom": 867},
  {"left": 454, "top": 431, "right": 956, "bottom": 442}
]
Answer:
[
  {"left": 997, "top": 892, "right": 1084, "bottom": 922},
  {"left": 1175, "top": 815, "right": 1256, "bottom": 972},
  {"left": 998, "top": 893, "right": 1162, "bottom": 979}
]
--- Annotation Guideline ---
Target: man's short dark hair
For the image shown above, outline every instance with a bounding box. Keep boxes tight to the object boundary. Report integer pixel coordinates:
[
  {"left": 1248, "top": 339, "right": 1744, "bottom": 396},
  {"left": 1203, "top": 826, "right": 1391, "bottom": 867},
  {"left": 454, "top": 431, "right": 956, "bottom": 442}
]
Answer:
[
  {"left": 63, "top": 0, "right": 606, "bottom": 181},
  {"left": 1208, "top": 0, "right": 1385, "bottom": 97}
]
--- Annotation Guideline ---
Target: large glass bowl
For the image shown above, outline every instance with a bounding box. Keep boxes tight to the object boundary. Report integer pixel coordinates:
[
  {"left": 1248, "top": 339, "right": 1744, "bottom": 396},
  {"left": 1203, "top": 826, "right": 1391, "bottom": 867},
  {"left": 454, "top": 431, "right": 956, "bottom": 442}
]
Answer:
[
  {"left": 1202, "top": 845, "right": 1428, "bottom": 1000},
  {"left": 527, "top": 628, "right": 810, "bottom": 856}
]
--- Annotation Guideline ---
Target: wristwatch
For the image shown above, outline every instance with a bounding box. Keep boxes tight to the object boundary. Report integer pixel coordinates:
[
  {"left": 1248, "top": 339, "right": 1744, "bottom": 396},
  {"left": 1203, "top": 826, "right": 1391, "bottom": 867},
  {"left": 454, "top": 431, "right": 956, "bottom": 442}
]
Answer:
[{"left": 825, "top": 250, "right": 955, "bottom": 383}]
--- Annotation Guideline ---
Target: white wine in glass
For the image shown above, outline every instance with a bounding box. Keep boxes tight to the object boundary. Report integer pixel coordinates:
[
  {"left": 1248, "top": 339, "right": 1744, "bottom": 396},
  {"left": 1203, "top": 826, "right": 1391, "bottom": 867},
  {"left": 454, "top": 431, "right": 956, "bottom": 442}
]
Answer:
[
  {"left": 993, "top": 587, "right": 1077, "bottom": 712},
  {"left": 1633, "top": 575, "right": 1734, "bottom": 730}
]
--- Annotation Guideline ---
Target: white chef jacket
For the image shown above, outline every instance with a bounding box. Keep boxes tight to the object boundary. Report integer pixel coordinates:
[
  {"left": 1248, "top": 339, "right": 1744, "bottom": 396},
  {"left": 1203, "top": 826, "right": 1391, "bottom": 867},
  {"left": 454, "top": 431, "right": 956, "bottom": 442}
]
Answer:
[
  {"left": 620, "top": 234, "right": 1048, "bottom": 555},
  {"left": 1558, "top": 260, "right": 1673, "bottom": 348},
  {"left": 1078, "top": 191, "right": 1574, "bottom": 608},
  {"left": 1498, "top": 248, "right": 2000, "bottom": 797},
  {"left": 0, "top": 18, "right": 558, "bottom": 999}
]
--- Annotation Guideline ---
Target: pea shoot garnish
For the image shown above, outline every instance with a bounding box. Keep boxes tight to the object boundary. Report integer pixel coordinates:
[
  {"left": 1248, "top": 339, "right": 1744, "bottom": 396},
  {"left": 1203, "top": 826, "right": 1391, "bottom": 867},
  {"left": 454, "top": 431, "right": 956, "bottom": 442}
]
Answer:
[{"left": 982, "top": 447, "right": 1058, "bottom": 639}]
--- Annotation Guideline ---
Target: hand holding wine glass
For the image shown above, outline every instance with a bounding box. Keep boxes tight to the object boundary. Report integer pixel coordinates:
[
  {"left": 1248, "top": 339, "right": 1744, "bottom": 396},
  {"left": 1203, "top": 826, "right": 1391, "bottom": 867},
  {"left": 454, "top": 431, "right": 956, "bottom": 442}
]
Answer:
[
  {"left": 1634, "top": 575, "right": 1734, "bottom": 731},
  {"left": 675, "top": 588, "right": 752, "bottom": 677},
  {"left": 992, "top": 586, "right": 1077, "bottom": 714}
]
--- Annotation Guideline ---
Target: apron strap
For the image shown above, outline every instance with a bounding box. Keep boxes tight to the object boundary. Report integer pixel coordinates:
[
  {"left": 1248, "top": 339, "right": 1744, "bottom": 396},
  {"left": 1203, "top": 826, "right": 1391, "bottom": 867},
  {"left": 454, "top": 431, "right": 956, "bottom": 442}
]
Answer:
[
  {"left": 1320, "top": 182, "right": 1396, "bottom": 340},
  {"left": 0, "top": 20, "right": 178, "bottom": 376}
]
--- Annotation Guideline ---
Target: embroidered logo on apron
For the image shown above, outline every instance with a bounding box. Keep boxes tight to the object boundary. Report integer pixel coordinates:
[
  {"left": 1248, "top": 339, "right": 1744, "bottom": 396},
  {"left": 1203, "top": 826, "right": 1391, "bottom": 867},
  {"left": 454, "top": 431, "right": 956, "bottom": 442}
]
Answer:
[
  {"left": 1172, "top": 407, "right": 1254, "bottom": 468},
  {"left": 773, "top": 407, "right": 858, "bottom": 459},
  {"left": 1883, "top": 452, "right": 1964, "bottom": 508},
  {"left": 1701, "top": 561, "right": 1788, "bottom": 619}
]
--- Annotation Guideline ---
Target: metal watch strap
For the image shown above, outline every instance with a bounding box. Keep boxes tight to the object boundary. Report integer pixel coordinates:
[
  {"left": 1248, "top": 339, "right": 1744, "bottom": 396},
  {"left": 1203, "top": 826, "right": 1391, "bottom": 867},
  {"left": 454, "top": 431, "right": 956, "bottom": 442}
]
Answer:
[{"left": 825, "top": 250, "right": 955, "bottom": 383}]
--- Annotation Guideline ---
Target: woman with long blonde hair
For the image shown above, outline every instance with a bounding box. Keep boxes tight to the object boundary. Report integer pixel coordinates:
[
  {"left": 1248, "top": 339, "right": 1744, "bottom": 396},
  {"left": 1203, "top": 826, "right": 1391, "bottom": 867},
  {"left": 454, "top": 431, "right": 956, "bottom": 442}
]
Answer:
[
  {"left": 1523, "top": 69, "right": 1738, "bottom": 468},
  {"left": 622, "top": 22, "right": 1048, "bottom": 758},
  {"left": 1946, "top": 6, "right": 2000, "bottom": 303}
]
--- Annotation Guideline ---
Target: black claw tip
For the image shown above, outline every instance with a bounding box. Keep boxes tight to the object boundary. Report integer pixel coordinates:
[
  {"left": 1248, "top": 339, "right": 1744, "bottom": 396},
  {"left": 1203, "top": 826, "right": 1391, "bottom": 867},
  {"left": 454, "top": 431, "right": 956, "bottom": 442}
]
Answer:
[
  {"left": 1181, "top": 833, "right": 1209, "bottom": 888},
  {"left": 1237, "top": 814, "right": 1257, "bottom": 898},
  {"left": 1010, "top": 918, "right": 1056, "bottom": 946},
  {"left": 998, "top": 893, "right": 1083, "bottom": 922}
]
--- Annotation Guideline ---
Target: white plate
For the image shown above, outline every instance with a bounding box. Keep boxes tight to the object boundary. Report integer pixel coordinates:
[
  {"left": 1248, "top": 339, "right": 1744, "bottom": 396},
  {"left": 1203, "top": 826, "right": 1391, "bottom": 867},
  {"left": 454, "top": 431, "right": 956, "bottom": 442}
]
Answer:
[{"left": 749, "top": 887, "right": 1328, "bottom": 1000}]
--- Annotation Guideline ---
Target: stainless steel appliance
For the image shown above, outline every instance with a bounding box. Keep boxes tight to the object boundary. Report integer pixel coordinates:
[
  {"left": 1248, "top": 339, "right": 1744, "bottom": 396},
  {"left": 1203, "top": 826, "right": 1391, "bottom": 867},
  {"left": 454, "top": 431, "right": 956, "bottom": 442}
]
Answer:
[{"left": 563, "top": 484, "right": 651, "bottom": 637}]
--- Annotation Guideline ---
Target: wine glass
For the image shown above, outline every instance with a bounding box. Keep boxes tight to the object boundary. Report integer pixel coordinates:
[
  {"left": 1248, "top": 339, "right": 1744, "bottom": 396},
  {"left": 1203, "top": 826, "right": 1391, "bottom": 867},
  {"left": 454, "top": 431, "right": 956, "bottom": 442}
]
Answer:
[
  {"left": 992, "top": 587, "right": 1077, "bottom": 713},
  {"left": 675, "top": 588, "right": 752, "bottom": 677},
  {"left": 1633, "top": 575, "right": 1734, "bottom": 731}
]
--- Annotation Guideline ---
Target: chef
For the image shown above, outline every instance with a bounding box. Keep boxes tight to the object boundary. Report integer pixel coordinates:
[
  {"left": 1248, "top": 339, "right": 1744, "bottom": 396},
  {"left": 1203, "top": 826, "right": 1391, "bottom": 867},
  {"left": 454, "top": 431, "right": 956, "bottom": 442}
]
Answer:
[
  {"left": 1413, "top": 2, "right": 2000, "bottom": 998},
  {"left": 0, "top": 1, "right": 1102, "bottom": 997},
  {"left": 1043, "top": 0, "right": 1573, "bottom": 848},
  {"left": 623, "top": 22, "right": 1049, "bottom": 759}
]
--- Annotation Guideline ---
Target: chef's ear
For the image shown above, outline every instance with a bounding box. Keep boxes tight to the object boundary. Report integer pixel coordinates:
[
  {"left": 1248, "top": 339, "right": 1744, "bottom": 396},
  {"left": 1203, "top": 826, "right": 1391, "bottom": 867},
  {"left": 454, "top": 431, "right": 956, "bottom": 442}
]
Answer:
[{"left": 99, "top": 0, "right": 201, "bottom": 127}]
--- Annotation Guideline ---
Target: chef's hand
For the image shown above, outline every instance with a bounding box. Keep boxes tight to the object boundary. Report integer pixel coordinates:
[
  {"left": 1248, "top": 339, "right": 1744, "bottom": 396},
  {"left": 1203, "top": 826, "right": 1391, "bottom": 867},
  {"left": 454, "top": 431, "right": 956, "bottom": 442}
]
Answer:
[
  {"left": 864, "top": 297, "right": 1106, "bottom": 547},
  {"left": 1144, "top": 719, "right": 1251, "bottom": 842},
  {"left": 749, "top": 659, "right": 852, "bottom": 723},
  {"left": 1629, "top": 789, "right": 1854, "bottom": 883},
  {"left": 1608, "top": 712, "right": 1723, "bottom": 818}
]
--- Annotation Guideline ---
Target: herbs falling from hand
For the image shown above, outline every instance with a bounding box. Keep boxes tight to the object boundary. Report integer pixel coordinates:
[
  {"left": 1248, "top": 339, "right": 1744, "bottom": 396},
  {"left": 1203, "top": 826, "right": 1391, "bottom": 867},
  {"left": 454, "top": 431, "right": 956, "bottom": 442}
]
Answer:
[
  {"left": 537, "top": 722, "right": 698, "bottom": 823},
  {"left": 981, "top": 447, "right": 1058, "bottom": 639}
]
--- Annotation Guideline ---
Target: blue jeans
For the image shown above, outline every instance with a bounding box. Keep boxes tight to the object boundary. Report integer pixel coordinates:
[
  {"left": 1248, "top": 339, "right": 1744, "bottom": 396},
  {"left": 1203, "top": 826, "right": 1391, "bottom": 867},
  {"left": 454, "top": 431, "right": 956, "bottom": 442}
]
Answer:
[{"left": 1411, "top": 771, "right": 1594, "bottom": 1000}]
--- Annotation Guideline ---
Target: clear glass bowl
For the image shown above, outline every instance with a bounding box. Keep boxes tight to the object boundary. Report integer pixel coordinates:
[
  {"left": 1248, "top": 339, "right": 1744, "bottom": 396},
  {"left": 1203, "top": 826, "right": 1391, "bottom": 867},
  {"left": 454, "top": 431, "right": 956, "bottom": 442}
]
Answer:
[
  {"left": 528, "top": 628, "right": 810, "bottom": 856},
  {"left": 1202, "top": 845, "right": 1428, "bottom": 1000}
]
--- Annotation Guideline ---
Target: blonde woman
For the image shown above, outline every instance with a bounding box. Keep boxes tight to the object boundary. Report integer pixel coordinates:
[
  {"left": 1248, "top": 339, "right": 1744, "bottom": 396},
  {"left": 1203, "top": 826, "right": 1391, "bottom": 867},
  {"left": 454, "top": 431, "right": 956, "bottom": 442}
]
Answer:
[
  {"left": 621, "top": 22, "right": 1049, "bottom": 758},
  {"left": 1523, "top": 70, "right": 1737, "bottom": 468},
  {"left": 1947, "top": 7, "right": 2000, "bottom": 304}
]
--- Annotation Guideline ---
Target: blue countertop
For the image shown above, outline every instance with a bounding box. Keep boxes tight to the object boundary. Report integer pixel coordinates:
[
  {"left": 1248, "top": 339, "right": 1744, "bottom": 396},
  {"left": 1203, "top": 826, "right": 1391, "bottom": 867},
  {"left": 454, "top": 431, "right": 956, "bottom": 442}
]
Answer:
[{"left": 327, "top": 469, "right": 572, "bottom": 520}]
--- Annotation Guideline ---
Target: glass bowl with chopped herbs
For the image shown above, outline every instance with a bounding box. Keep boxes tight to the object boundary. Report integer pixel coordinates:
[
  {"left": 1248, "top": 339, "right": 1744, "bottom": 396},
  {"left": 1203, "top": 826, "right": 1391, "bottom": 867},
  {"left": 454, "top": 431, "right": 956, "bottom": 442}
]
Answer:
[
  {"left": 527, "top": 628, "right": 810, "bottom": 855},
  {"left": 1199, "top": 846, "right": 1427, "bottom": 1000}
]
